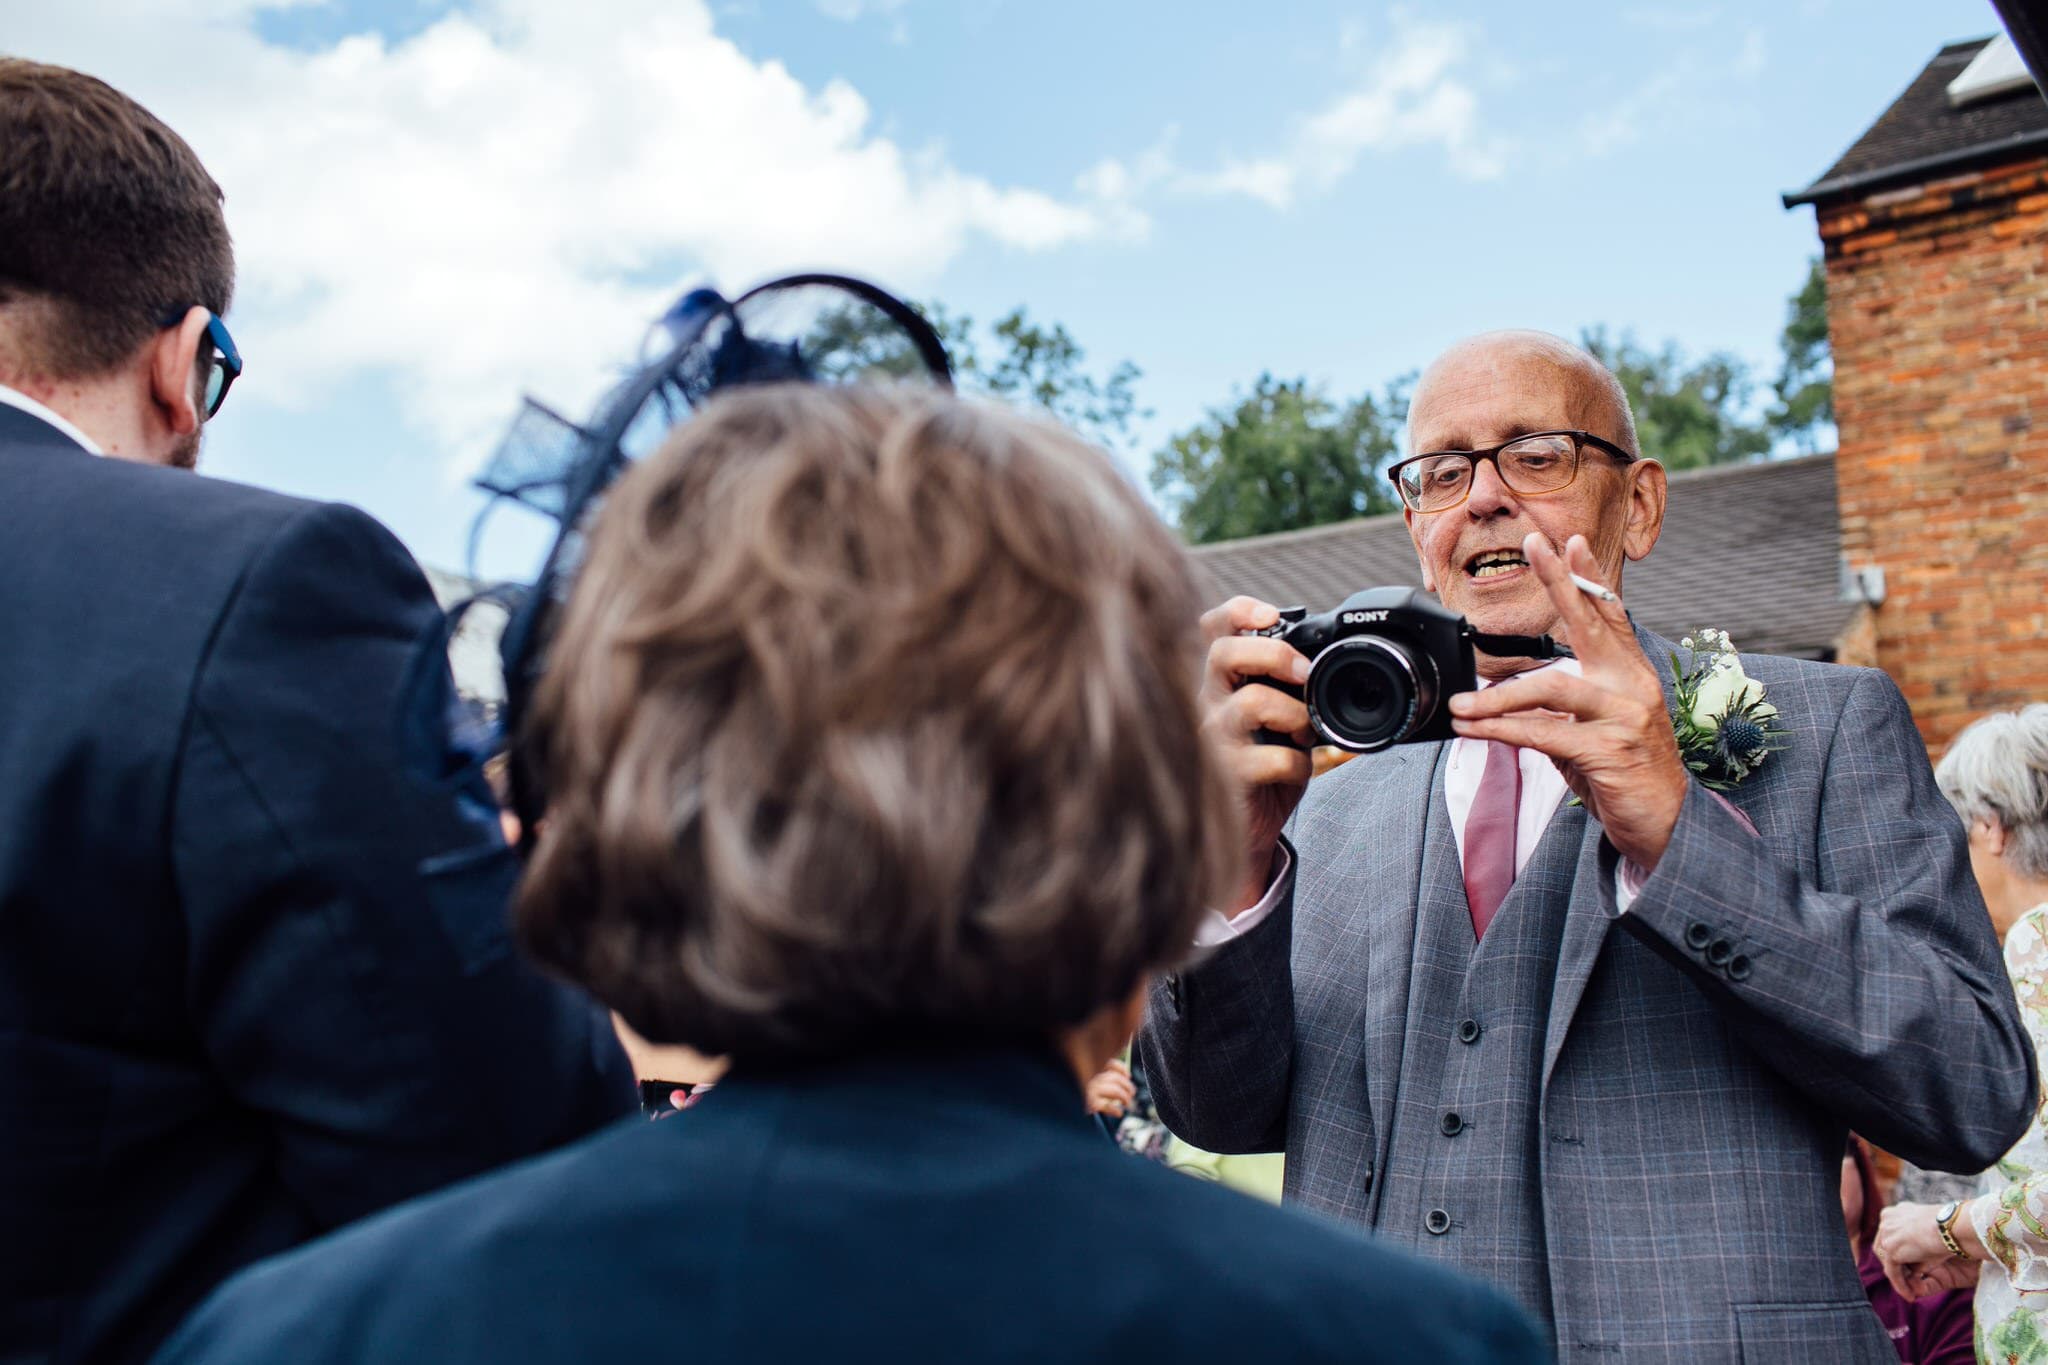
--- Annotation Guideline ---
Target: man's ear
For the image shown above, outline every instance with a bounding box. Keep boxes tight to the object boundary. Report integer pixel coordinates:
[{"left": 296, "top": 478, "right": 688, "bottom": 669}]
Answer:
[
  {"left": 1404, "top": 507, "right": 1438, "bottom": 593},
  {"left": 148, "top": 306, "right": 209, "bottom": 438},
  {"left": 1622, "top": 460, "right": 1667, "bottom": 563}
]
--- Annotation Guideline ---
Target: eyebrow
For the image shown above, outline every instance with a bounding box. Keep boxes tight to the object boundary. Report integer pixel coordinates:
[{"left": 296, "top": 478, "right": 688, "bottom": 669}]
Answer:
[{"left": 1419, "top": 422, "right": 1549, "bottom": 454}]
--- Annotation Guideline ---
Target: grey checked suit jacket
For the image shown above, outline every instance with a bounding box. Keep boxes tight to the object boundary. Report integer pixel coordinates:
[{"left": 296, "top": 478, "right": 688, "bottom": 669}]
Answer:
[{"left": 1140, "top": 629, "right": 2036, "bottom": 1364}]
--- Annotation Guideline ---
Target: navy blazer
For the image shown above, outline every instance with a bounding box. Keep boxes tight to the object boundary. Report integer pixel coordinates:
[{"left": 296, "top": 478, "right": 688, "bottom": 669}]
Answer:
[
  {"left": 0, "top": 406, "right": 637, "bottom": 1365},
  {"left": 155, "top": 1045, "right": 1546, "bottom": 1364}
]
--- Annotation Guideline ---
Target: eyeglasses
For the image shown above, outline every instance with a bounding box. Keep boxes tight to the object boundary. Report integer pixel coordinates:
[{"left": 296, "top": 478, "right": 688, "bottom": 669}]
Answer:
[
  {"left": 1386, "top": 429, "right": 1636, "bottom": 514},
  {"left": 159, "top": 308, "right": 243, "bottom": 418}
]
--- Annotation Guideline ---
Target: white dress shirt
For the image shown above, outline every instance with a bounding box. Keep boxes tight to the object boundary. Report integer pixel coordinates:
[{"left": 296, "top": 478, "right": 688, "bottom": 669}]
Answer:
[
  {"left": 0, "top": 383, "right": 103, "bottom": 454},
  {"left": 1196, "top": 658, "right": 1652, "bottom": 946}
]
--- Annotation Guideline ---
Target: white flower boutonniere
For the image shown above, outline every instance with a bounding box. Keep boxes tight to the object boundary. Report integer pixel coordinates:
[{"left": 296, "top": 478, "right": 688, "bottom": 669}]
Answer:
[{"left": 1671, "top": 628, "right": 1786, "bottom": 791}]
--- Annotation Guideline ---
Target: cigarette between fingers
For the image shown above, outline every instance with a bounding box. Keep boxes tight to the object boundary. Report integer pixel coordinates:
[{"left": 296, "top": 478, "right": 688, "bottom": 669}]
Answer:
[{"left": 1570, "top": 573, "right": 1619, "bottom": 604}]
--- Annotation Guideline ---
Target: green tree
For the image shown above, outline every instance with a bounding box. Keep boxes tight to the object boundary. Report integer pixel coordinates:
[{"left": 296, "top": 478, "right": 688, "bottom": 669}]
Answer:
[
  {"left": 922, "top": 303, "right": 1146, "bottom": 453},
  {"left": 799, "top": 297, "right": 954, "bottom": 384},
  {"left": 1149, "top": 374, "right": 1410, "bottom": 545},
  {"left": 1578, "top": 327, "right": 1772, "bottom": 471},
  {"left": 1769, "top": 257, "right": 1834, "bottom": 453}
]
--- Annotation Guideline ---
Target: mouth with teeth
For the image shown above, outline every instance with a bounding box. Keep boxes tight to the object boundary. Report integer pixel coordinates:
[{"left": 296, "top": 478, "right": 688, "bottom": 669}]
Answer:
[{"left": 1465, "top": 548, "right": 1529, "bottom": 580}]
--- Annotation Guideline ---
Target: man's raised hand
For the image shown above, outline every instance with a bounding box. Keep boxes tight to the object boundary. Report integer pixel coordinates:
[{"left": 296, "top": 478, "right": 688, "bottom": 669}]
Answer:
[
  {"left": 1200, "top": 596, "right": 1315, "bottom": 912},
  {"left": 1447, "top": 533, "right": 1689, "bottom": 873}
]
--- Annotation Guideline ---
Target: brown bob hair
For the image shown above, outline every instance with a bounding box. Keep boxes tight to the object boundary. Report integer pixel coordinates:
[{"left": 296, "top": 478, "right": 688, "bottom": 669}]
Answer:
[
  {"left": 516, "top": 385, "right": 1243, "bottom": 1065},
  {"left": 0, "top": 60, "right": 234, "bottom": 379}
]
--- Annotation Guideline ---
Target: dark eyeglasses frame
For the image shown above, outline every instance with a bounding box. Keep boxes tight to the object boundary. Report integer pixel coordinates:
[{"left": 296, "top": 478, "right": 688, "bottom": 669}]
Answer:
[
  {"left": 1386, "top": 428, "right": 1636, "bottom": 514},
  {"left": 159, "top": 307, "right": 242, "bottom": 418}
]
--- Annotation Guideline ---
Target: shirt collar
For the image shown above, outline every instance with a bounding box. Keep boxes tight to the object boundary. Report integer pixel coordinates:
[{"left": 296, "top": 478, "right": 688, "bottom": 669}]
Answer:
[{"left": 0, "top": 384, "right": 104, "bottom": 455}]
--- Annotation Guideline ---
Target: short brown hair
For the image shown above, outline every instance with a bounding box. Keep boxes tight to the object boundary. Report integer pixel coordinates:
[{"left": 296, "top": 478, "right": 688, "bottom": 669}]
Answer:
[
  {"left": 517, "top": 386, "right": 1242, "bottom": 1065},
  {"left": 0, "top": 60, "right": 233, "bottom": 378}
]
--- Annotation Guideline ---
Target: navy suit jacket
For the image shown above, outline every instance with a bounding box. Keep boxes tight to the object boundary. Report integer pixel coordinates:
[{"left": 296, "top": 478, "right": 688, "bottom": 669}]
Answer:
[
  {"left": 0, "top": 406, "right": 637, "bottom": 1365},
  {"left": 155, "top": 1045, "right": 1546, "bottom": 1364}
]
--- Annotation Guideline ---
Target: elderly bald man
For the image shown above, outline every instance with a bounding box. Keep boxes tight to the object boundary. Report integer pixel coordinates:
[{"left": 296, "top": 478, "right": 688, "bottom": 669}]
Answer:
[{"left": 1140, "top": 330, "right": 2032, "bottom": 1364}]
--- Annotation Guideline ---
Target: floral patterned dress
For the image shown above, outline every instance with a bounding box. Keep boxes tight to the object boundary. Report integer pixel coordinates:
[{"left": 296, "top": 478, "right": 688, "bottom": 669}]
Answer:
[{"left": 1971, "top": 904, "right": 2048, "bottom": 1364}]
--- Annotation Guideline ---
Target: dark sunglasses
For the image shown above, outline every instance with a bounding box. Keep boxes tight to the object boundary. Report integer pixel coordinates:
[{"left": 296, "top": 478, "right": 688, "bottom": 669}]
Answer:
[{"left": 159, "top": 308, "right": 243, "bottom": 418}]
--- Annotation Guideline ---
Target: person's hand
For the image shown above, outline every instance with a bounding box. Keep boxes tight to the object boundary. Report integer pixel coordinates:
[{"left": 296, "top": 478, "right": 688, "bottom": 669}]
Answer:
[
  {"left": 1083, "top": 1059, "right": 1137, "bottom": 1118},
  {"left": 611, "top": 1013, "right": 729, "bottom": 1086},
  {"left": 1875, "top": 1203, "right": 1981, "bottom": 1301},
  {"left": 1199, "top": 597, "right": 1314, "bottom": 910},
  {"left": 1447, "top": 533, "right": 1689, "bottom": 872}
]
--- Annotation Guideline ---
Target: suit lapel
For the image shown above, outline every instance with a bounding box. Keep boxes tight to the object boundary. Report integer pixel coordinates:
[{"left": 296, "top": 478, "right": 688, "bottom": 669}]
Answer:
[{"left": 1540, "top": 623, "right": 1681, "bottom": 1096}]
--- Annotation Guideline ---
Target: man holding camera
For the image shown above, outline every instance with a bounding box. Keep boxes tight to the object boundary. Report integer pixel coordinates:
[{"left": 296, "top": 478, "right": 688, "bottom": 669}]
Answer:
[
  {"left": 1141, "top": 330, "right": 2032, "bottom": 1363},
  {"left": 0, "top": 61, "right": 634, "bottom": 1365}
]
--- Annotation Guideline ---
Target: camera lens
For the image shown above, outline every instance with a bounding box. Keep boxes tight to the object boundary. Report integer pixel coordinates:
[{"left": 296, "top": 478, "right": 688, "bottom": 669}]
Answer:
[{"left": 1306, "top": 637, "right": 1437, "bottom": 752}]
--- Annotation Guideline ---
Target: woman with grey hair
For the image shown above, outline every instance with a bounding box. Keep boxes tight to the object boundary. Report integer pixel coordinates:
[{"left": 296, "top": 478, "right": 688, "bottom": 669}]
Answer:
[{"left": 1877, "top": 704, "right": 2048, "bottom": 1363}]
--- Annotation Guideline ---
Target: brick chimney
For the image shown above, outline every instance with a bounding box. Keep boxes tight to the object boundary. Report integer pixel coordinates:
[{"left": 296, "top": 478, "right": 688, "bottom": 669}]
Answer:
[{"left": 1786, "top": 35, "right": 2048, "bottom": 756}]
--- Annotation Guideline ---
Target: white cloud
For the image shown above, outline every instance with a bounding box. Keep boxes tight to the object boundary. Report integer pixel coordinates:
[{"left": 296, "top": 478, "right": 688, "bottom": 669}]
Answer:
[
  {"left": 1083, "top": 16, "right": 1504, "bottom": 217},
  {"left": 6, "top": 0, "right": 1114, "bottom": 472},
  {"left": 1573, "top": 27, "right": 1767, "bottom": 158}
]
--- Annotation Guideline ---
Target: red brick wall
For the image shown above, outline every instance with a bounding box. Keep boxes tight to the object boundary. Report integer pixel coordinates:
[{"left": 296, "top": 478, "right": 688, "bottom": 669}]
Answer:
[{"left": 1819, "top": 155, "right": 2048, "bottom": 756}]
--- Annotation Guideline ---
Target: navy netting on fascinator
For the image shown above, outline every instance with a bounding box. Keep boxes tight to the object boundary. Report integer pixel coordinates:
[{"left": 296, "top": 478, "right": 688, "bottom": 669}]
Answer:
[{"left": 402, "top": 274, "right": 952, "bottom": 847}]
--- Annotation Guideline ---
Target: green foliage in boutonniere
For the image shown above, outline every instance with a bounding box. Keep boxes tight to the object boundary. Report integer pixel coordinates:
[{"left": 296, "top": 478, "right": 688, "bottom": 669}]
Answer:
[{"left": 1670, "top": 628, "right": 1787, "bottom": 791}]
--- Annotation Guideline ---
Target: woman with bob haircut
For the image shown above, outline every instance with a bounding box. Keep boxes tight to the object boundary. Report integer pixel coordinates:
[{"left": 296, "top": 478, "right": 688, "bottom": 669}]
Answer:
[{"left": 158, "top": 386, "right": 1543, "bottom": 1365}]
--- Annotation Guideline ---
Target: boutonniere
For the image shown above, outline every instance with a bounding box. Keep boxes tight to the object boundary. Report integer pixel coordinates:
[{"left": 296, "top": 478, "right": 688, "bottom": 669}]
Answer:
[{"left": 1671, "top": 628, "right": 1787, "bottom": 791}]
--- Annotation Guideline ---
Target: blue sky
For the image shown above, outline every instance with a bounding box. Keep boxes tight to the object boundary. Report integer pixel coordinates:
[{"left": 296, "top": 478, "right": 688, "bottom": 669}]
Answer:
[{"left": 9, "top": 0, "right": 2008, "bottom": 578}]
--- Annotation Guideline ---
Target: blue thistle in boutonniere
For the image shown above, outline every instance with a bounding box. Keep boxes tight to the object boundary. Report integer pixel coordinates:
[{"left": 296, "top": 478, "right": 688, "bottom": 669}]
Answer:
[{"left": 1669, "top": 628, "right": 1787, "bottom": 791}]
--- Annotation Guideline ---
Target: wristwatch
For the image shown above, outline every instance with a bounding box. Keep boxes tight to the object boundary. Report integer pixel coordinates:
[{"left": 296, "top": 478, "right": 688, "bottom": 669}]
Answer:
[{"left": 1936, "top": 1200, "right": 1970, "bottom": 1261}]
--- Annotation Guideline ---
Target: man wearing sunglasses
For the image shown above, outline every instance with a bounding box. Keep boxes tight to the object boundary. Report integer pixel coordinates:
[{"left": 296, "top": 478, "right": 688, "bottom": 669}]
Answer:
[
  {"left": 1144, "top": 329, "right": 2031, "bottom": 1362},
  {"left": 0, "top": 60, "right": 634, "bottom": 1365}
]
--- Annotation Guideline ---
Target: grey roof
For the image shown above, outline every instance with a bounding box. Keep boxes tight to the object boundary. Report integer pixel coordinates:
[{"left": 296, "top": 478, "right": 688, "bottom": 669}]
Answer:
[
  {"left": 1786, "top": 37, "right": 2048, "bottom": 206},
  {"left": 1190, "top": 453, "right": 1857, "bottom": 660}
]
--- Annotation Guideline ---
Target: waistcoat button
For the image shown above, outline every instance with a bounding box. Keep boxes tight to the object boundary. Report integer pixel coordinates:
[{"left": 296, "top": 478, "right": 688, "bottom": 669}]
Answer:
[
  {"left": 1457, "top": 1018, "right": 1482, "bottom": 1044},
  {"left": 1440, "top": 1111, "right": 1464, "bottom": 1136},
  {"left": 1424, "top": 1208, "right": 1452, "bottom": 1235}
]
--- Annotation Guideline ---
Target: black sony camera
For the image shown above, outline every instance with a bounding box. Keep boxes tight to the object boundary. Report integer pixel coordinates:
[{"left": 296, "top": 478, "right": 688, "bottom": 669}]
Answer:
[{"left": 1249, "top": 587, "right": 1569, "bottom": 753}]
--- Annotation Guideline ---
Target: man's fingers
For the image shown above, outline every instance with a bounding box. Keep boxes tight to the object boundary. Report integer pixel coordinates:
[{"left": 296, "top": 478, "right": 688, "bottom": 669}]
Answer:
[
  {"left": 1449, "top": 669, "right": 1609, "bottom": 723},
  {"left": 1205, "top": 634, "right": 1310, "bottom": 700},
  {"left": 1525, "top": 533, "right": 1627, "bottom": 665},
  {"left": 1522, "top": 532, "right": 1595, "bottom": 638},
  {"left": 1210, "top": 682, "right": 1313, "bottom": 748},
  {"left": 1201, "top": 595, "right": 1282, "bottom": 645},
  {"left": 1563, "top": 536, "right": 1630, "bottom": 628},
  {"left": 1227, "top": 737, "right": 1314, "bottom": 791},
  {"left": 1450, "top": 712, "right": 1589, "bottom": 761}
]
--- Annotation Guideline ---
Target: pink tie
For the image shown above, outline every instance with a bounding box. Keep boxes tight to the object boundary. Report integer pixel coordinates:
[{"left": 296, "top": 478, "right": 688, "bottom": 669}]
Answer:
[{"left": 1464, "top": 740, "right": 1521, "bottom": 941}]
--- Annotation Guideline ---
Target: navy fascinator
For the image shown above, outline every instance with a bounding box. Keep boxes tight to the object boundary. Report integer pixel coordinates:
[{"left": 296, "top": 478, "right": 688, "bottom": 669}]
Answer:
[{"left": 400, "top": 273, "right": 952, "bottom": 847}]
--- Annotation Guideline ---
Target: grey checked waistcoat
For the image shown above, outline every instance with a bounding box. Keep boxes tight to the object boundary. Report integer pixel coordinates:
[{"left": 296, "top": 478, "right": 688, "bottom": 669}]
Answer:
[{"left": 1371, "top": 749, "right": 1586, "bottom": 1324}]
